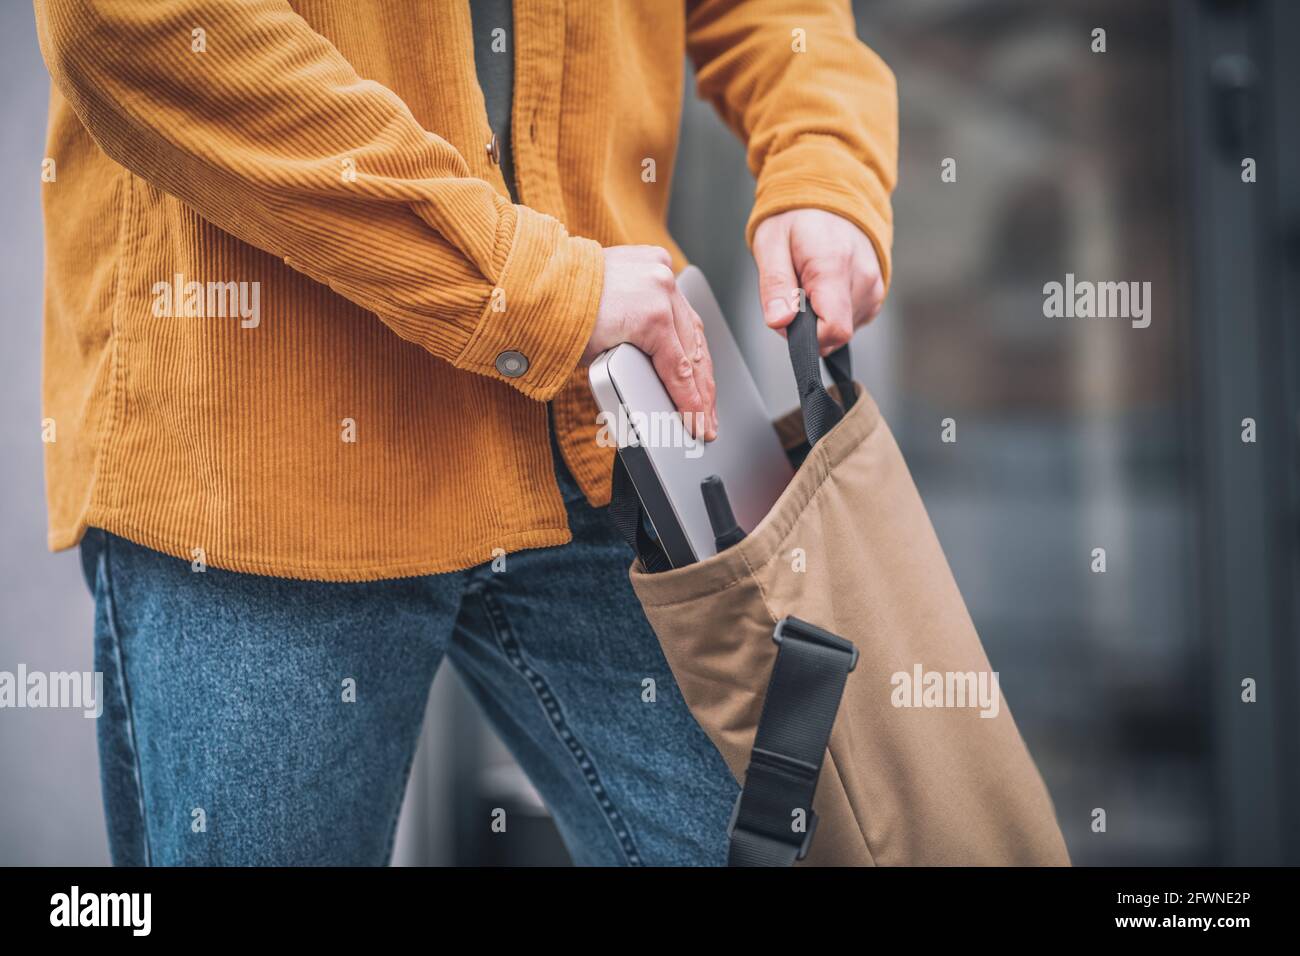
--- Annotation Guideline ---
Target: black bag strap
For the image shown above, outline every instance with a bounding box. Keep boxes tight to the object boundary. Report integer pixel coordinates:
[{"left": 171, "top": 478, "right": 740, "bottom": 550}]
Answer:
[
  {"left": 786, "top": 307, "right": 855, "bottom": 447},
  {"left": 727, "top": 616, "right": 857, "bottom": 866},
  {"left": 608, "top": 449, "right": 672, "bottom": 573}
]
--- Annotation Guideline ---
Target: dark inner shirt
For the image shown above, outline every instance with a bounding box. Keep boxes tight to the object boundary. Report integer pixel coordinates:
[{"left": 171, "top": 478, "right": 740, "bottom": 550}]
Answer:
[{"left": 469, "top": 0, "right": 518, "bottom": 202}]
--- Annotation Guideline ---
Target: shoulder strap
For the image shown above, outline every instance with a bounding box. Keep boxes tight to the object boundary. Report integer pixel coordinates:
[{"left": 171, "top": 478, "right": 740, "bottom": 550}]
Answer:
[{"left": 727, "top": 616, "right": 857, "bottom": 866}]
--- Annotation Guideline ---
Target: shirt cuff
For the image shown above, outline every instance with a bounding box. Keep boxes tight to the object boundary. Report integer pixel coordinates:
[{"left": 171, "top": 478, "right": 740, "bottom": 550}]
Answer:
[{"left": 455, "top": 204, "right": 605, "bottom": 401}]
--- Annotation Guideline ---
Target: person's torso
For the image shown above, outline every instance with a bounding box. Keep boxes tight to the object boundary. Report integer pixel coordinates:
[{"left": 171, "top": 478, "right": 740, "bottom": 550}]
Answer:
[{"left": 42, "top": 1, "right": 691, "bottom": 579}]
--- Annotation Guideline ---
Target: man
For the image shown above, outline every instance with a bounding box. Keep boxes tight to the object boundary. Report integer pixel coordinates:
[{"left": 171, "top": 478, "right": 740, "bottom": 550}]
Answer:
[{"left": 34, "top": 0, "right": 896, "bottom": 865}]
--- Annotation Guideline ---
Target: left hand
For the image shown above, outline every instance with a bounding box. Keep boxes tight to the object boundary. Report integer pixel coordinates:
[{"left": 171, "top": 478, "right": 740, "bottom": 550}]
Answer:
[{"left": 752, "top": 209, "right": 886, "bottom": 355}]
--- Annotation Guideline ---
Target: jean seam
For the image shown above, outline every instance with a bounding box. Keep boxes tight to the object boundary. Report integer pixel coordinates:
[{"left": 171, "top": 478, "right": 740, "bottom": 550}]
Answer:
[
  {"left": 98, "top": 535, "right": 154, "bottom": 867},
  {"left": 474, "top": 586, "right": 643, "bottom": 866}
]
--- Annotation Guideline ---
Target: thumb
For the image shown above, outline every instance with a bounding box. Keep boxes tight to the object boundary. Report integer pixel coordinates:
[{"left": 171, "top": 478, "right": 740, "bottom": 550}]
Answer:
[{"left": 753, "top": 221, "right": 799, "bottom": 329}]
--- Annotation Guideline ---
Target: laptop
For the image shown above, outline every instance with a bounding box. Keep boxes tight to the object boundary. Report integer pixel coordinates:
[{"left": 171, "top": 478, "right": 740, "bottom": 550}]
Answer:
[{"left": 588, "top": 266, "right": 794, "bottom": 566}]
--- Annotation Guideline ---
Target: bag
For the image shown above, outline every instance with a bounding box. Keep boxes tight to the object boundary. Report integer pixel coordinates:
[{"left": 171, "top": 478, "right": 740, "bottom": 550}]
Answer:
[{"left": 611, "top": 310, "right": 1070, "bottom": 866}]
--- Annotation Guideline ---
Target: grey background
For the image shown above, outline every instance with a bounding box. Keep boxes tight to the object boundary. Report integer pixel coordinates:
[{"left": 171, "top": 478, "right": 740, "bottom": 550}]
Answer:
[
  {"left": 0, "top": 4, "right": 106, "bottom": 866},
  {"left": 3, "top": 1, "right": 1297, "bottom": 866}
]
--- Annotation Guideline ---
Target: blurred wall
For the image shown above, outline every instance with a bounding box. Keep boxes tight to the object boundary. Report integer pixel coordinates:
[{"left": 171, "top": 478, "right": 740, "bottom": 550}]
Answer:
[{"left": 0, "top": 6, "right": 108, "bottom": 866}]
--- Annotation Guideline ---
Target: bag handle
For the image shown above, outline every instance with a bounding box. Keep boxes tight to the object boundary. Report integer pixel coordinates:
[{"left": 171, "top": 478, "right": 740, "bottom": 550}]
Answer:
[{"left": 786, "top": 306, "right": 856, "bottom": 447}]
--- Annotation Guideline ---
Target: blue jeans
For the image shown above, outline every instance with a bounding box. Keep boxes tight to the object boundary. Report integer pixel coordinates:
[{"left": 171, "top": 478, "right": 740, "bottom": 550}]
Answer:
[{"left": 78, "top": 456, "right": 737, "bottom": 866}]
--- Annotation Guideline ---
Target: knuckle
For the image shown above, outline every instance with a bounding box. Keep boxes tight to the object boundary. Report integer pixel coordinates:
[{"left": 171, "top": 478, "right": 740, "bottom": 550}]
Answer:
[
  {"left": 653, "top": 296, "right": 677, "bottom": 325},
  {"left": 634, "top": 306, "right": 668, "bottom": 338},
  {"left": 650, "top": 264, "right": 676, "bottom": 289}
]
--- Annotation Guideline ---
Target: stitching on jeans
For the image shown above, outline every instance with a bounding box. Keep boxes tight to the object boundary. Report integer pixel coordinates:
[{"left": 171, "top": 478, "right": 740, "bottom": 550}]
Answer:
[
  {"left": 98, "top": 535, "right": 153, "bottom": 866},
  {"left": 474, "top": 587, "right": 644, "bottom": 866}
]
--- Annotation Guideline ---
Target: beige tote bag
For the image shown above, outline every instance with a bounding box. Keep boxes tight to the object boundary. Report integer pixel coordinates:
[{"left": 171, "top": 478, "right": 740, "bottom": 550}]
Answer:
[{"left": 611, "top": 311, "right": 1070, "bottom": 866}]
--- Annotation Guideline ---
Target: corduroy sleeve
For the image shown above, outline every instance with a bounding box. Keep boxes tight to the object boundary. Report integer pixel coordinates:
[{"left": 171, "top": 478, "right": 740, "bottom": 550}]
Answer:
[
  {"left": 33, "top": 0, "right": 602, "bottom": 401},
  {"left": 686, "top": 0, "right": 898, "bottom": 290}
]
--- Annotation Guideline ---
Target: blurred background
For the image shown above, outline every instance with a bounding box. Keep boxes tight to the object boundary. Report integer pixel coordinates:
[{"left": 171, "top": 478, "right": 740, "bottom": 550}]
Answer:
[{"left": 2, "top": 0, "right": 1296, "bottom": 866}]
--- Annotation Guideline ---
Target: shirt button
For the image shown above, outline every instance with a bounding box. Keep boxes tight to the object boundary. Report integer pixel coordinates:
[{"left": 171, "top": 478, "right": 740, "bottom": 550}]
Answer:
[
  {"left": 486, "top": 133, "right": 500, "bottom": 165},
  {"left": 495, "top": 350, "right": 528, "bottom": 377}
]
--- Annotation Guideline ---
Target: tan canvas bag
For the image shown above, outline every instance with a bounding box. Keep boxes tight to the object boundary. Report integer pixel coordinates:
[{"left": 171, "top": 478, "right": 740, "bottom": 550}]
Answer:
[{"left": 611, "top": 311, "right": 1070, "bottom": 866}]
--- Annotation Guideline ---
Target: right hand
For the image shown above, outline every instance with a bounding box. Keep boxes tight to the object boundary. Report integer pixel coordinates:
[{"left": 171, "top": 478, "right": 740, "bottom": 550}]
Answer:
[{"left": 582, "top": 245, "right": 718, "bottom": 440}]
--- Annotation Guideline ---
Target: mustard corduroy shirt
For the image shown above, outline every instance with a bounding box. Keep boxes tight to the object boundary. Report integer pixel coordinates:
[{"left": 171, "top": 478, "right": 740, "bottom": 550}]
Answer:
[{"left": 34, "top": 0, "right": 897, "bottom": 581}]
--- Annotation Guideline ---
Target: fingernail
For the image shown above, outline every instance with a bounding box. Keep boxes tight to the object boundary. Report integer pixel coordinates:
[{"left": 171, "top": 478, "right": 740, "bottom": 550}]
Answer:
[{"left": 764, "top": 298, "right": 789, "bottom": 325}]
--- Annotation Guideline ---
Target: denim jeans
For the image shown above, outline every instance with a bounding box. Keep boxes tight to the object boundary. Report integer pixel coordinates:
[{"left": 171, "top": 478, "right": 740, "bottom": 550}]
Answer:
[{"left": 78, "top": 454, "right": 737, "bottom": 866}]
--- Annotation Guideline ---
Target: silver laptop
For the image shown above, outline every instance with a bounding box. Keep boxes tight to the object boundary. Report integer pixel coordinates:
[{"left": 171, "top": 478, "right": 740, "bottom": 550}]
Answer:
[{"left": 588, "top": 266, "right": 794, "bottom": 566}]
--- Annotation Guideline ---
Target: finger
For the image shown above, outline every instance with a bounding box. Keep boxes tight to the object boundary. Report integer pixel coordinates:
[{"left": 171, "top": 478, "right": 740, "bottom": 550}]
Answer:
[
  {"left": 665, "top": 291, "right": 717, "bottom": 442},
  {"left": 753, "top": 221, "right": 799, "bottom": 330},
  {"left": 803, "top": 263, "right": 854, "bottom": 352},
  {"left": 647, "top": 315, "right": 707, "bottom": 440},
  {"left": 674, "top": 288, "right": 718, "bottom": 438}
]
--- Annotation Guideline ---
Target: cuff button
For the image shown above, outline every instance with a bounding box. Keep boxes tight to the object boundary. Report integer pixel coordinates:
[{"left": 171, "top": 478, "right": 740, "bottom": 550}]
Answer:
[{"left": 495, "top": 350, "right": 529, "bottom": 377}]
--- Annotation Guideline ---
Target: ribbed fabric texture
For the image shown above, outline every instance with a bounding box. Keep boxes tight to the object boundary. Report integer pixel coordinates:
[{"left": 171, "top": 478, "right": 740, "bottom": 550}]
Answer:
[{"left": 34, "top": 0, "right": 897, "bottom": 581}]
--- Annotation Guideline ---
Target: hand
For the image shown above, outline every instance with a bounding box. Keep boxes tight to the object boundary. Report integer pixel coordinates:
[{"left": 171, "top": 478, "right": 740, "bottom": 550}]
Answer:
[
  {"left": 582, "top": 245, "right": 718, "bottom": 440},
  {"left": 752, "top": 209, "right": 886, "bottom": 355}
]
